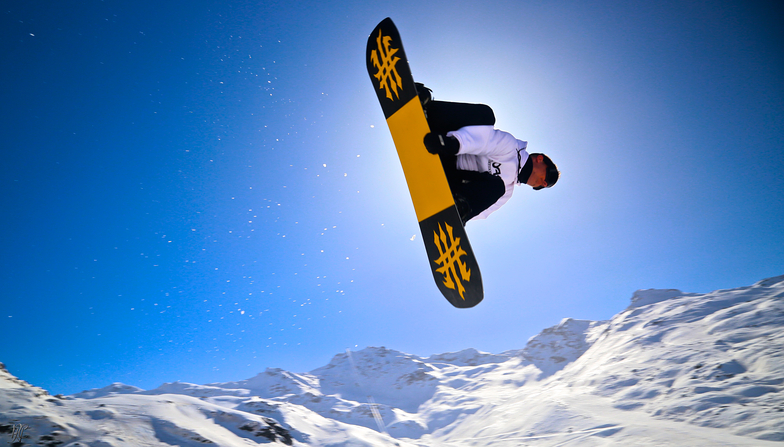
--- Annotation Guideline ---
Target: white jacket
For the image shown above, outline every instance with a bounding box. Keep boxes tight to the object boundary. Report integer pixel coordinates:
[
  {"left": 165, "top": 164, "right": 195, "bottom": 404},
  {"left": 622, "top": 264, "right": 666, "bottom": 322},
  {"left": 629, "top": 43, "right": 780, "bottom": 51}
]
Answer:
[{"left": 447, "top": 125, "right": 529, "bottom": 220}]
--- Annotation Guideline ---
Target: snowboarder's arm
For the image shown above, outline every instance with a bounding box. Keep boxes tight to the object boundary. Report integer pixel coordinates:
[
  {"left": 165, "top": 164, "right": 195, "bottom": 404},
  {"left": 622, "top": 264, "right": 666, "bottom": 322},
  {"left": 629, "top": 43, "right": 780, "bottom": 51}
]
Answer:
[
  {"left": 447, "top": 126, "right": 522, "bottom": 158},
  {"left": 423, "top": 132, "right": 459, "bottom": 155}
]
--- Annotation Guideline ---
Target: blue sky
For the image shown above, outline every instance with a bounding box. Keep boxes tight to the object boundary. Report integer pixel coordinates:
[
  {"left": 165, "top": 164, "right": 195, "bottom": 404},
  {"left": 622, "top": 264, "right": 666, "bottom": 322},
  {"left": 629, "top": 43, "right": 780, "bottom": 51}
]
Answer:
[{"left": 2, "top": 0, "right": 782, "bottom": 395}]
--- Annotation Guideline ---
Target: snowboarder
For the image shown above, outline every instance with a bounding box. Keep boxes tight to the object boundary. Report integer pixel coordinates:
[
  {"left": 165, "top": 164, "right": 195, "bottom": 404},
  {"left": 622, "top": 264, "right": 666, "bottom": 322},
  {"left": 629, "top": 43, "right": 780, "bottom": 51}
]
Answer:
[{"left": 417, "top": 84, "right": 559, "bottom": 224}]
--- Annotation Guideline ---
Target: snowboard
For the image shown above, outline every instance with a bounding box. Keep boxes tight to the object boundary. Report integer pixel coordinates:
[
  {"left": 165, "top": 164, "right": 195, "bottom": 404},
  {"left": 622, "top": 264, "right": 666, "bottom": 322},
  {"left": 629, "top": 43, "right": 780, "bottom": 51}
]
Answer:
[{"left": 366, "top": 18, "right": 483, "bottom": 308}]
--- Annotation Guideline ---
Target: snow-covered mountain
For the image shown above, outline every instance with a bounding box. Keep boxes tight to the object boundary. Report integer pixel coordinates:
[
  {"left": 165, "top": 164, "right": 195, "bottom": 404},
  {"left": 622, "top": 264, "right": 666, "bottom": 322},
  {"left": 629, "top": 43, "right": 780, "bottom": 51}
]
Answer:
[{"left": 2, "top": 275, "right": 783, "bottom": 446}]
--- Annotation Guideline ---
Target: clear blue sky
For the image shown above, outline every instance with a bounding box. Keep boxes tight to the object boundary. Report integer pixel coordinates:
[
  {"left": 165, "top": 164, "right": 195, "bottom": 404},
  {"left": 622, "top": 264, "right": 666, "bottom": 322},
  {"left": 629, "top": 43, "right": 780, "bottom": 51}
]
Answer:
[{"left": 2, "top": 0, "right": 782, "bottom": 395}]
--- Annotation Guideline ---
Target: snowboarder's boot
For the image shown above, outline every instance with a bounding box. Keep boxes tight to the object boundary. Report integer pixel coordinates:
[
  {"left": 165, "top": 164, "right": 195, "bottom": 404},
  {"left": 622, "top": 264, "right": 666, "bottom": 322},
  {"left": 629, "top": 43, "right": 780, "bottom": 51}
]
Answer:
[
  {"left": 453, "top": 194, "right": 473, "bottom": 226},
  {"left": 415, "top": 83, "right": 433, "bottom": 112}
]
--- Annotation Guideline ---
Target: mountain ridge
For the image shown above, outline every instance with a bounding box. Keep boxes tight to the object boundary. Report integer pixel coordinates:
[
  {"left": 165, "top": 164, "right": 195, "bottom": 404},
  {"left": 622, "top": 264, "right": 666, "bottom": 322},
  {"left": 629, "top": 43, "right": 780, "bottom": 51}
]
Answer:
[{"left": 2, "top": 275, "right": 783, "bottom": 446}]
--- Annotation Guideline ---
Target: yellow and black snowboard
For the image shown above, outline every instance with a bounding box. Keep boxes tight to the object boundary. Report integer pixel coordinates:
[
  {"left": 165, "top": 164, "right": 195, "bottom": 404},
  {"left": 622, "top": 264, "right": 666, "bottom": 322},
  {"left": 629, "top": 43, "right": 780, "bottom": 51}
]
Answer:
[{"left": 366, "top": 18, "right": 483, "bottom": 308}]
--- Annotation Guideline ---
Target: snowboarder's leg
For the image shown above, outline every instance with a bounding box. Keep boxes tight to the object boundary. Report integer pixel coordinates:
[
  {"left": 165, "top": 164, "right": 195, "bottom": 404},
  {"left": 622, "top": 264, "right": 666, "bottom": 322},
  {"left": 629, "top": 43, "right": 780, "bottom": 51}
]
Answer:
[
  {"left": 437, "top": 154, "right": 505, "bottom": 224},
  {"left": 450, "top": 170, "right": 505, "bottom": 222},
  {"left": 425, "top": 100, "right": 496, "bottom": 133}
]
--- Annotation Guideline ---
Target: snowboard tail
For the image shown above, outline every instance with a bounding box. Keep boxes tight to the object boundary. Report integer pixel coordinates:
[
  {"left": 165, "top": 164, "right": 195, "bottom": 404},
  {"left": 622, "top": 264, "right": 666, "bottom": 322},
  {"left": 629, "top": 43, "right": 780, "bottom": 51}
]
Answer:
[{"left": 366, "top": 18, "right": 483, "bottom": 308}]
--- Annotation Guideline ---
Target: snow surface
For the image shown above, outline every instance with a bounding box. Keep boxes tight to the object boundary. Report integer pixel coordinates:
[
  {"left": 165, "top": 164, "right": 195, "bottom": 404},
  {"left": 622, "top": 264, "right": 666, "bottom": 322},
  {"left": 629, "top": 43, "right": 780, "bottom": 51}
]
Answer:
[{"left": 2, "top": 275, "right": 783, "bottom": 446}]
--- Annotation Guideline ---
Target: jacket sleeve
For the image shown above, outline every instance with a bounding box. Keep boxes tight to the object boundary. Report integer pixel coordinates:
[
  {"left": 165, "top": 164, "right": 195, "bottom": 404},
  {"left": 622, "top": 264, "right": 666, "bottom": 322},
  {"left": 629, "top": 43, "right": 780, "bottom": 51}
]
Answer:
[{"left": 447, "top": 125, "right": 519, "bottom": 159}]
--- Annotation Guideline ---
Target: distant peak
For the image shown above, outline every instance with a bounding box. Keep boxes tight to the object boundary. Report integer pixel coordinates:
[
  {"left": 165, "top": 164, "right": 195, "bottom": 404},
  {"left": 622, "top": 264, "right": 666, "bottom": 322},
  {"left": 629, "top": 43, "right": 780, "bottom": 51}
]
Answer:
[
  {"left": 628, "top": 288, "right": 693, "bottom": 309},
  {"left": 755, "top": 274, "right": 784, "bottom": 287},
  {"left": 554, "top": 318, "right": 594, "bottom": 331},
  {"left": 0, "top": 362, "right": 48, "bottom": 393},
  {"left": 71, "top": 382, "right": 143, "bottom": 399}
]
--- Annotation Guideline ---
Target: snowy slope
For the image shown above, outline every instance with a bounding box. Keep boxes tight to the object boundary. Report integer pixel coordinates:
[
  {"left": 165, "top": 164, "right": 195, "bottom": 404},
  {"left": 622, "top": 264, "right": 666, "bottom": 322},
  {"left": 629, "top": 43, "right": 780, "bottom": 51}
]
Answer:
[{"left": 1, "top": 275, "right": 783, "bottom": 446}]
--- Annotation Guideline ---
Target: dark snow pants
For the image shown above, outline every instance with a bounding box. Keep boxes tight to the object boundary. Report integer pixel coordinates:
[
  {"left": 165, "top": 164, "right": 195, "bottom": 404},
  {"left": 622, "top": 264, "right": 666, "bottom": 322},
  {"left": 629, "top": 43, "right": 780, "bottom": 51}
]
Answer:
[{"left": 424, "top": 100, "right": 505, "bottom": 222}]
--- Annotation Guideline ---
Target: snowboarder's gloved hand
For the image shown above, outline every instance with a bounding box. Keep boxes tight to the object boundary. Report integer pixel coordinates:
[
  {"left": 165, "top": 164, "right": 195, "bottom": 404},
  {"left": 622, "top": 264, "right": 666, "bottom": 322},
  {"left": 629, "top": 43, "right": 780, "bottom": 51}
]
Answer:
[{"left": 423, "top": 132, "right": 459, "bottom": 156}]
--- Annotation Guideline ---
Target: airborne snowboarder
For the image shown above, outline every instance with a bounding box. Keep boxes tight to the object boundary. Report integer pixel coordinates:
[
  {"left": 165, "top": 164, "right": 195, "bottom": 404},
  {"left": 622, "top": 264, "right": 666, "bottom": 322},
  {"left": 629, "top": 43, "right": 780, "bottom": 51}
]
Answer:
[{"left": 417, "top": 84, "right": 560, "bottom": 224}]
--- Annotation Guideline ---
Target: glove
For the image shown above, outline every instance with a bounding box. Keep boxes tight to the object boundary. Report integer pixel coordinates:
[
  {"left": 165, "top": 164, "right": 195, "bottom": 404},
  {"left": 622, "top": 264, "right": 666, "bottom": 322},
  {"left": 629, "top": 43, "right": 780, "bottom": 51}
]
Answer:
[{"left": 423, "top": 132, "right": 459, "bottom": 156}]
